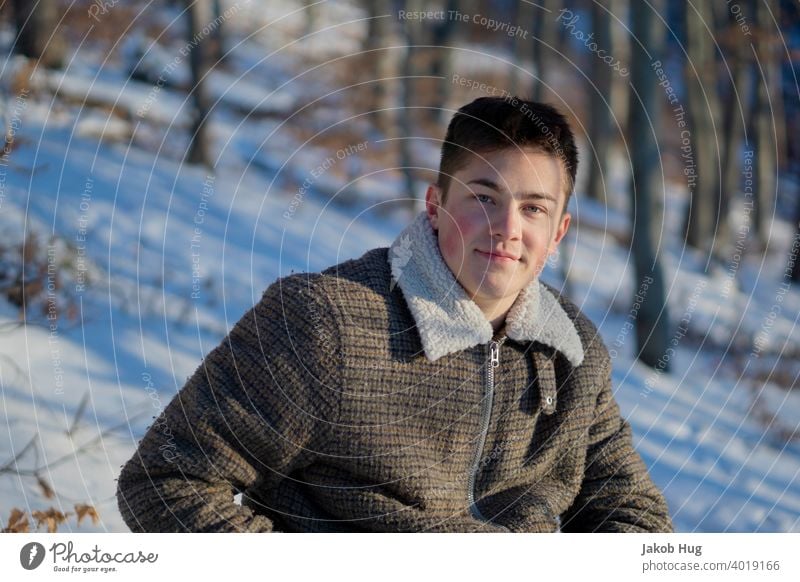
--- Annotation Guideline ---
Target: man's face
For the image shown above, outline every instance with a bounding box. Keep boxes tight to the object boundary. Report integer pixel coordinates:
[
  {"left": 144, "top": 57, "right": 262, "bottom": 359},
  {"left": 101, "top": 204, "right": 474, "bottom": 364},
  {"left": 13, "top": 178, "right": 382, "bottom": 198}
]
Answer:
[{"left": 425, "top": 148, "right": 571, "bottom": 313}]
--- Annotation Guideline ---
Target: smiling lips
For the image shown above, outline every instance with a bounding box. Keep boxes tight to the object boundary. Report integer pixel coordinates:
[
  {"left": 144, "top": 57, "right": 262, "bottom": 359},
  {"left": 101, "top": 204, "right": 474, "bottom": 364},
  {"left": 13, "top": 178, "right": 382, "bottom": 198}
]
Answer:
[{"left": 475, "top": 249, "right": 521, "bottom": 263}]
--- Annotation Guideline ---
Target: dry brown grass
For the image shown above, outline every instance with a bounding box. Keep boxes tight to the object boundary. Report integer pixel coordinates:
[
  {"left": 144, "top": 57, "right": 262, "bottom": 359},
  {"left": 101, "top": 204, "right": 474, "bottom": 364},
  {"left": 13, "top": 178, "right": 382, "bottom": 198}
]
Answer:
[{"left": 3, "top": 504, "right": 100, "bottom": 533}]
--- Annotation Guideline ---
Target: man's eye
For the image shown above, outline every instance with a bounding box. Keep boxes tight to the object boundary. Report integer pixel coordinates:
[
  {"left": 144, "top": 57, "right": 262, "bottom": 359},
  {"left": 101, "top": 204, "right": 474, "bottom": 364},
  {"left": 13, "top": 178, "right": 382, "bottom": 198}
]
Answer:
[
  {"left": 524, "top": 205, "right": 544, "bottom": 214},
  {"left": 474, "top": 193, "right": 492, "bottom": 203}
]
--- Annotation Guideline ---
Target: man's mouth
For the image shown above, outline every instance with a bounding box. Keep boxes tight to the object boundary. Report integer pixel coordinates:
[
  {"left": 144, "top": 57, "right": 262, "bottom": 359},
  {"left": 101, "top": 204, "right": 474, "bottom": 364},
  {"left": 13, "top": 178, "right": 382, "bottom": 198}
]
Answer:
[{"left": 475, "top": 249, "right": 521, "bottom": 263}]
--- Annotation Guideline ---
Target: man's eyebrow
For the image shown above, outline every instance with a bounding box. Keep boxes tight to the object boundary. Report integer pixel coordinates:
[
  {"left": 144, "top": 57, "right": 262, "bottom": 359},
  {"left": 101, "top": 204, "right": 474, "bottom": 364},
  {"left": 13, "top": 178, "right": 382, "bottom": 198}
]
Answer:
[{"left": 466, "top": 178, "right": 558, "bottom": 204}]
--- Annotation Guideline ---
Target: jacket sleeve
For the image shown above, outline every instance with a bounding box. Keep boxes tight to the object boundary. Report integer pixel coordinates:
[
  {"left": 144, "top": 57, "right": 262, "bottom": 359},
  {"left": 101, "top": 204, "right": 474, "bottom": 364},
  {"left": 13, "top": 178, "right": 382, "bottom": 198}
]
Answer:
[
  {"left": 116, "top": 275, "right": 338, "bottom": 532},
  {"left": 559, "top": 334, "right": 673, "bottom": 533}
]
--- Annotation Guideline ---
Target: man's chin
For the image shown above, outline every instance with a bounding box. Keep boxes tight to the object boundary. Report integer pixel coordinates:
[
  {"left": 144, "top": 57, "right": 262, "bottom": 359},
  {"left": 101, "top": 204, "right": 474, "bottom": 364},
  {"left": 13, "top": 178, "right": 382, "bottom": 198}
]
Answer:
[{"left": 470, "top": 284, "right": 525, "bottom": 304}]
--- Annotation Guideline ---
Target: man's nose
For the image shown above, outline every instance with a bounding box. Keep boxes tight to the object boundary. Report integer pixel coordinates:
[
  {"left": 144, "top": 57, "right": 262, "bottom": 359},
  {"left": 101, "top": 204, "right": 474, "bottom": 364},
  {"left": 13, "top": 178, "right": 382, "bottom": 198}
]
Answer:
[{"left": 491, "top": 205, "right": 521, "bottom": 239}]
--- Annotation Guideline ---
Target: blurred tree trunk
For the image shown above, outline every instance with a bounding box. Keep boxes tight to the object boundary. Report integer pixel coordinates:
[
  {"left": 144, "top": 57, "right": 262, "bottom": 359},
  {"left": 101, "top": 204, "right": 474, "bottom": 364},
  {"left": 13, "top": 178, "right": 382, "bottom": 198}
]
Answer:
[
  {"left": 764, "top": 4, "right": 786, "bottom": 171},
  {"left": 509, "top": 0, "right": 533, "bottom": 97},
  {"left": 791, "top": 213, "right": 800, "bottom": 283},
  {"left": 400, "top": 0, "right": 423, "bottom": 214},
  {"left": 209, "top": 0, "right": 224, "bottom": 63},
  {"left": 683, "top": 0, "right": 723, "bottom": 259},
  {"left": 186, "top": 0, "right": 212, "bottom": 168},
  {"left": 364, "top": 0, "right": 396, "bottom": 133},
  {"left": 708, "top": 1, "right": 739, "bottom": 261},
  {"left": 532, "top": 0, "right": 556, "bottom": 102},
  {"left": 303, "top": 0, "right": 319, "bottom": 38},
  {"left": 718, "top": 9, "right": 750, "bottom": 260},
  {"left": 608, "top": 0, "right": 630, "bottom": 139},
  {"left": 628, "top": 0, "right": 670, "bottom": 370},
  {"left": 428, "top": 0, "right": 461, "bottom": 125},
  {"left": 586, "top": 1, "right": 612, "bottom": 205},
  {"left": 12, "top": 0, "right": 63, "bottom": 68},
  {"left": 748, "top": 0, "right": 778, "bottom": 249}
]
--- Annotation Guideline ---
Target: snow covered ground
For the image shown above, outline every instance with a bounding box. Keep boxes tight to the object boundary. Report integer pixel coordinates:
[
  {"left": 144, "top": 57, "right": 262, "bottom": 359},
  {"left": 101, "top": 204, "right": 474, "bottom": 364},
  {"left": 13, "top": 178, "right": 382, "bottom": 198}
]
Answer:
[{"left": 1, "top": 1, "right": 798, "bottom": 533}]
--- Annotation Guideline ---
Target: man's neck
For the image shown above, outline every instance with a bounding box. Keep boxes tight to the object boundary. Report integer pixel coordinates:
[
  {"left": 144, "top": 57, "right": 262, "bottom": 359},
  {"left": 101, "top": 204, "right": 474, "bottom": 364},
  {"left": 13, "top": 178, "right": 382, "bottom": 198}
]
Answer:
[
  {"left": 473, "top": 295, "right": 518, "bottom": 335},
  {"left": 489, "top": 314, "right": 506, "bottom": 335}
]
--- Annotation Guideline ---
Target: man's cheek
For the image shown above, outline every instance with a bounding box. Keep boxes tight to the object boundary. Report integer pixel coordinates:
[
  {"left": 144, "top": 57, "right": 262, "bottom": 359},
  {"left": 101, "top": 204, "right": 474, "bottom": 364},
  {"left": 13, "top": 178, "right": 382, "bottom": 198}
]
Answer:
[
  {"left": 439, "top": 232, "right": 459, "bottom": 257},
  {"left": 439, "top": 227, "right": 464, "bottom": 261}
]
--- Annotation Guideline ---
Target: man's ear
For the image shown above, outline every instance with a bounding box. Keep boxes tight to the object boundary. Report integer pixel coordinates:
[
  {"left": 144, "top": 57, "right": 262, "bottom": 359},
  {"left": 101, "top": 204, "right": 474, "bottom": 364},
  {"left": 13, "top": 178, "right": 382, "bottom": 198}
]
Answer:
[
  {"left": 425, "top": 184, "right": 443, "bottom": 231},
  {"left": 549, "top": 211, "right": 571, "bottom": 254}
]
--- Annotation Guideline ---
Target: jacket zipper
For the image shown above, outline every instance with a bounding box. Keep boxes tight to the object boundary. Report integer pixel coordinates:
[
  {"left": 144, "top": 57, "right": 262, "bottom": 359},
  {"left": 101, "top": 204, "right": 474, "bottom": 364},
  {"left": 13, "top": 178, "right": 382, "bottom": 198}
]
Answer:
[{"left": 467, "top": 337, "right": 506, "bottom": 523}]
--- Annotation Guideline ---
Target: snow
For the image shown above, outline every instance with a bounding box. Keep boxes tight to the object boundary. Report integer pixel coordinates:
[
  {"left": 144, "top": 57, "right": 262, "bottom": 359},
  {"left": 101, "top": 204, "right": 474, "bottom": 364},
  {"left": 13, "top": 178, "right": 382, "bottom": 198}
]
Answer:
[{"left": 0, "top": 1, "right": 798, "bottom": 535}]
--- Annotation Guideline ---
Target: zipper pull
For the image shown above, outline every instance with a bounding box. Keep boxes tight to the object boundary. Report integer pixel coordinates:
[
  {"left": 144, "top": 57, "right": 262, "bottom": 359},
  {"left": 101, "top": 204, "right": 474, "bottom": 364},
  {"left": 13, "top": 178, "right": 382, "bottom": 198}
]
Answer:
[{"left": 489, "top": 341, "right": 500, "bottom": 367}]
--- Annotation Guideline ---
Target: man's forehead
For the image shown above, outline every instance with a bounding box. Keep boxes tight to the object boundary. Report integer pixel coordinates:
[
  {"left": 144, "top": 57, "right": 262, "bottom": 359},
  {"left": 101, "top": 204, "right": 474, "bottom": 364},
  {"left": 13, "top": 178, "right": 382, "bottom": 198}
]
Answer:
[
  {"left": 459, "top": 147, "right": 565, "bottom": 175},
  {"left": 466, "top": 177, "right": 561, "bottom": 206},
  {"left": 461, "top": 147, "right": 565, "bottom": 187}
]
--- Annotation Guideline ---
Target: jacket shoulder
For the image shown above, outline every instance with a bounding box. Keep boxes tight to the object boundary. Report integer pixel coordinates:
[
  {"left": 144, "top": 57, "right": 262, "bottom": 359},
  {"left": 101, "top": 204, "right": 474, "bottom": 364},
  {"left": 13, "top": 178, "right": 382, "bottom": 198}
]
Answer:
[
  {"left": 540, "top": 281, "right": 609, "bottom": 363},
  {"left": 259, "top": 247, "right": 390, "bottom": 306},
  {"left": 320, "top": 247, "right": 392, "bottom": 296},
  {"left": 263, "top": 247, "right": 404, "bottom": 333}
]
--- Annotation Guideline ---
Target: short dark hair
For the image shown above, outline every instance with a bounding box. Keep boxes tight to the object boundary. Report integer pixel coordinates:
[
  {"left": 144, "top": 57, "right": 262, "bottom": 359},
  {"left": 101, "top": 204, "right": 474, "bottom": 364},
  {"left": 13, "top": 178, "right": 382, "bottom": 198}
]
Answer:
[{"left": 436, "top": 96, "right": 578, "bottom": 212}]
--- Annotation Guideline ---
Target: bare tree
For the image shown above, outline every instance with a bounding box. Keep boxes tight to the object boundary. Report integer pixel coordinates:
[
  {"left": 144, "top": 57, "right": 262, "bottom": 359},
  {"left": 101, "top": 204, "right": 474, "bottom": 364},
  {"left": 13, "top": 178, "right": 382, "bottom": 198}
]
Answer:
[
  {"left": 628, "top": 0, "right": 670, "bottom": 370},
  {"left": 186, "top": 0, "right": 212, "bottom": 168},
  {"left": 11, "top": 0, "right": 63, "bottom": 68},
  {"left": 748, "top": 0, "right": 779, "bottom": 249},
  {"left": 532, "top": 0, "right": 557, "bottom": 102},
  {"left": 208, "top": 0, "right": 225, "bottom": 64},
  {"left": 509, "top": 0, "right": 533, "bottom": 97},
  {"left": 363, "top": 0, "right": 397, "bottom": 133},
  {"left": 303, "top": 0, "right": 320, "bottom": 38},
  {"left": 399, "top": 0, "right": 426, "bottom": 214},
  {"left": 586, "top": 0, "right": 613, "bottom": 205},
  {"left": 428, "top": 0, "right": 462, "bottom": 125},
  {"left": 682, "top": 0, "right": 724, "bottom": 260},
  {"left": 791, "top": 215, "right": 800, "bottom": 283},
  {"left": 718, "top": 3, "right": 751, "bottom": 260}
]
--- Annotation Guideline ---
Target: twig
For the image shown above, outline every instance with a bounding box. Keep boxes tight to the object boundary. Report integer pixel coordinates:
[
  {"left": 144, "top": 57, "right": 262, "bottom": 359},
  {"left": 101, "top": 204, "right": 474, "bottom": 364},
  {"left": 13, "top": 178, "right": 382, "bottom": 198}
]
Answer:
[
  {"left": 0, "top": 433, "right": 39, "bottom": 473},
  {"left": 29, "top": 406, "right": 153, "bottom": 473},
  {"left": 66, "top": 391, "right": 90, "bottom": 437}
]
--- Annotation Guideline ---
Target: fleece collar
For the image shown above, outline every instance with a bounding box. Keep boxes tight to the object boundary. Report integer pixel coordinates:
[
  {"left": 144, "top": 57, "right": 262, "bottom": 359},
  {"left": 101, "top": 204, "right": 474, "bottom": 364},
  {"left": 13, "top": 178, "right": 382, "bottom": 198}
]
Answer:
[{"left": 388, "top": 211, "right": 584, "bottom": 367}]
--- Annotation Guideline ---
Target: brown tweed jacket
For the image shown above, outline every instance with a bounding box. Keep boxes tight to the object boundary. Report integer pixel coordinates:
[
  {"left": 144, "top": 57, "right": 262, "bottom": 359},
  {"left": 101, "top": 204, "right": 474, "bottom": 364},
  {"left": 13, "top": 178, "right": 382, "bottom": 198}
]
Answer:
[{"left": 116, "top": 217, "right": 673, "bottom": 533}]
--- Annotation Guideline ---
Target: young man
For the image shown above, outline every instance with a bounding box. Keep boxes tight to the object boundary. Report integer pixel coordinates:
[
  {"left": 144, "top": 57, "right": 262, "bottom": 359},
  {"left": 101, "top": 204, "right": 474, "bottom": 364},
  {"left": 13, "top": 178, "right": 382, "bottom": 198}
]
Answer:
[{"left": 117, "top": 97, "right": 673, "bottom": 532}]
